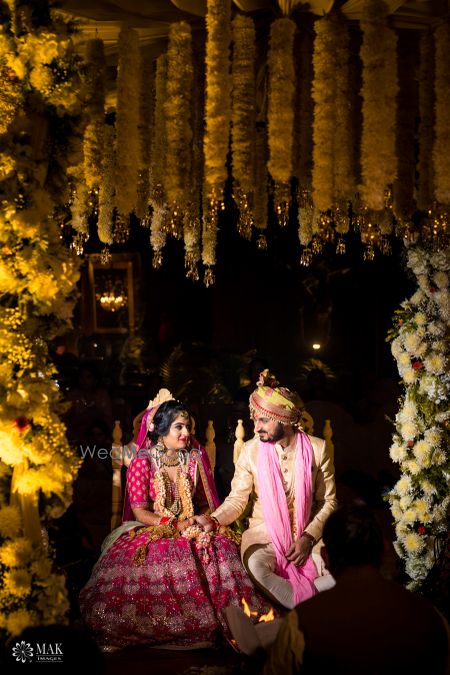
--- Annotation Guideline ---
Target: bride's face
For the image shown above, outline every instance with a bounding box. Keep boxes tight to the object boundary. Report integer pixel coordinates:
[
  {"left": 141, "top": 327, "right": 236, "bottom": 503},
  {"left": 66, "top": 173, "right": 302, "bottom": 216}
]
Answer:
[{"left": 162, "top": 413, "right": 191, "bottom": 451}]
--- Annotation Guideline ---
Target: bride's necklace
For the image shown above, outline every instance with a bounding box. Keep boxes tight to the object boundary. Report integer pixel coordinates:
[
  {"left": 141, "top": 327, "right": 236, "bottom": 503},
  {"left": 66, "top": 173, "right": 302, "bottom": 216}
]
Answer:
[{"left": 160, "top": 450, "right": 181, "bottom": 467}]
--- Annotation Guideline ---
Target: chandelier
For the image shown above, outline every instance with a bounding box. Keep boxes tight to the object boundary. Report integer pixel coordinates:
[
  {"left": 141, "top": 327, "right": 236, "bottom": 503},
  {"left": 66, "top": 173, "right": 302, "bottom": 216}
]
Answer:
[{"left": 96, "top": 278, "right": 128, "bottom": 312}]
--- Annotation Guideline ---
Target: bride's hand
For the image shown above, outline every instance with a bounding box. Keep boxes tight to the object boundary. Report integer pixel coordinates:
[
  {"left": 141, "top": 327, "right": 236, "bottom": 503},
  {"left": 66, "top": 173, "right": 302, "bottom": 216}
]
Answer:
[{"left": 176, "top": 517, "right": 195, "bottom": 533}]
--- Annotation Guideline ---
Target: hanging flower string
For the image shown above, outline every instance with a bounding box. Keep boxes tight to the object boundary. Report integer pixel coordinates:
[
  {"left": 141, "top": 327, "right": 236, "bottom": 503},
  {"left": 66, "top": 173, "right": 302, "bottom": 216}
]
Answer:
[
  {"left": 164, "top": 21, "right": 194, "bottom": 233},
  {"left": 97, "top": 123, "right": 115, "bottom": 250},
  {"left": 253, "top": 123, "right": 269, "bottom": 250},
  {"left": 392, "top": 38, "right": 416, "bottom": 234},
  {"left": 432, "top": 19, "right": 450, "bottom": 242},
  {"left": 149, "top": 53, "right": 168, "bottom": 267},
  {"left": 231, "top": 13, "right": 256, "bottom": 240},
  {"left": 388, "top": 246, "right": 450, "bottom": 587},
  {"left": 83, "top": 38, "right": 105, "bottom": 193},
  {"left": 359, "top": 0, "right": 398, "bottom": 212},
  {"left": 333, "top": 20, "right": 354, "bottom": 249},
  {"left": 114, "top": 26, "right": 141, "bottom": 241},
  {"left": 417, "top": 32, "right": 434, "bottom": 213},
  {"left": 267, "top": 17, "right": 296, "bottom": 226},
  {"left": 295, "top": 32, "right": 316, "bottom": 258},
  {"left": 312, "top": 16, "right": 336, "bottom": 214},
  {"left": 183, "top": 50, "right": 204, "bottom": 281},
  {"left": 202, "top": 0, "right": 231, "bottom": 284},
  {"left": 136, "top": 57, "right": 154, "bottom": 220}
]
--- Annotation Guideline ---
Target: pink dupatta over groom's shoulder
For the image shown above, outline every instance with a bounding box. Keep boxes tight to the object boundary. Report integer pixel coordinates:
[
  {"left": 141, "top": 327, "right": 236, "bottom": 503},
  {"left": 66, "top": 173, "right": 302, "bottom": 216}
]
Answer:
[{"left": 257, "top": 430, "right": 317, "bottom": 605}]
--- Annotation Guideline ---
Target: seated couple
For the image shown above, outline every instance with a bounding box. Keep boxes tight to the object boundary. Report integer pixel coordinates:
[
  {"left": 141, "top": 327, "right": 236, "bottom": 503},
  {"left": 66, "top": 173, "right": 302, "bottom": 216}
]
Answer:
[{"left": 79, "top": 372, "right": 337, "bottom": 649}]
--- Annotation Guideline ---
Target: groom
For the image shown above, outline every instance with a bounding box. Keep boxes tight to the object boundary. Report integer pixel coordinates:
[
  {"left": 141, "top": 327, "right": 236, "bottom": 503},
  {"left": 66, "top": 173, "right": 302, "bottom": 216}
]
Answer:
[{"left": 199, "top": 371, "right": 337, "bottom": 609}]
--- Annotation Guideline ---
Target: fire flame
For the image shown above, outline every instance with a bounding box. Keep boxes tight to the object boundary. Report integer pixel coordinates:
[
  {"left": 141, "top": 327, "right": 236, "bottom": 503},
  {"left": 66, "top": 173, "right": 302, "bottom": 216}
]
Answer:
[
  {"left": 241, "top": 598, "right": 275, "bottom": 622},
  {"left": 258, "top": 607, "right": 275, "bottom": 622}
]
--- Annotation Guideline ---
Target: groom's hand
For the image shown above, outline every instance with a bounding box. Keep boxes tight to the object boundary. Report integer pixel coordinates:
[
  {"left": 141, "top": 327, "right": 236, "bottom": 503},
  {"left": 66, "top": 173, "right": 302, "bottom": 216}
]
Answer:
[
  {"left": 193, "top": 514, "right": 215, "bottom": 532},
  {"left": 286, "top": 535, "right": 313, "bottom": 566}
]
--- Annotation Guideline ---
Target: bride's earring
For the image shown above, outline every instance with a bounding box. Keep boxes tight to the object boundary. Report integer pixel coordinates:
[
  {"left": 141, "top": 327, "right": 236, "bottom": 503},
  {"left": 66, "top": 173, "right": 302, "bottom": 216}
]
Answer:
[{"left": 155, "top": 438, "right": 165, "bottom": 456}]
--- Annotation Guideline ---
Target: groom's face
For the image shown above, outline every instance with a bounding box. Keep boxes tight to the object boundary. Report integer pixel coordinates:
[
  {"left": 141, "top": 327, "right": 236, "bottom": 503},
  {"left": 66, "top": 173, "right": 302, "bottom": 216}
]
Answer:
[{"left": 253, "top": 415, "right": 285, "bottom": 443}]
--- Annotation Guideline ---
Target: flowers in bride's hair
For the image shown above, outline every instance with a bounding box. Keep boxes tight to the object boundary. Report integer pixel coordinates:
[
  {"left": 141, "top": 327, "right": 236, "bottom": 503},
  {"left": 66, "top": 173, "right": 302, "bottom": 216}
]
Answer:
[{"left": 148, "top": 422, "right": 155, "bottom": 433}]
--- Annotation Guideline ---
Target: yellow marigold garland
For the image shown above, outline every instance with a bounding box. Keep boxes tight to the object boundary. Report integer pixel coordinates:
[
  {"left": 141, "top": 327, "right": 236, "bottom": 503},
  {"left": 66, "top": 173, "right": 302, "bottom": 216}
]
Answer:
[
  {"left": 417, "top": 32, "right": 434, "bottom": 212},
  {"left": 231, "top": 14, "right": 256, "bottom": 239},
  {"left": 203, "top": 0, "right": 231, "bottom": 281},
  {"left": 164, "top": 22, "right": 193, "bottom": 211},
  {"left": 114, "top": 26, "right": 140, "bottom": 224},
  {"left": 83, "top": 38, "right": 105, "bottom": 191},
  {"left": 433, "top": 20, "right": 450, "bottom": 206},
  {"left": 359, "top": 0, "right": 398, "bottom": 211}
]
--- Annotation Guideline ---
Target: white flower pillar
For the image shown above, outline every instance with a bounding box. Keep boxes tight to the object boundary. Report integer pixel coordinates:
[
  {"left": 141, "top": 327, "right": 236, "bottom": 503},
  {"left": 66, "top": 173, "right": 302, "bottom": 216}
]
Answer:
[{"left": 389, "top": 245, "right": 450, "bottom": 587}]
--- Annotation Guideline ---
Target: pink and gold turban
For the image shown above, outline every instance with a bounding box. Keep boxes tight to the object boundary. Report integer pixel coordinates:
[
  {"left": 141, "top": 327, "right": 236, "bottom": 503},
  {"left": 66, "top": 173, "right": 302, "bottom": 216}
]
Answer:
[{"left": 249, "top": 370, "right": 303, "bottom": 426}]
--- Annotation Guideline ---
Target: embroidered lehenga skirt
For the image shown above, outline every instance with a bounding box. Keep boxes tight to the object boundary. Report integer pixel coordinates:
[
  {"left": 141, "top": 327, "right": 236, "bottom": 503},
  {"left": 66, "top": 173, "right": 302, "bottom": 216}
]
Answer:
[{"left": 79, "top": 527, "right": 268, "bottom": 649}]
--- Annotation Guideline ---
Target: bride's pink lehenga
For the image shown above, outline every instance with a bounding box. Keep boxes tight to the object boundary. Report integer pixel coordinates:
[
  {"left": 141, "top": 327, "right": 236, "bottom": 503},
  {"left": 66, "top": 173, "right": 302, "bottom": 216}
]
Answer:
[{"left": 79, "top": 445, "right": 268, "bottom": 650}]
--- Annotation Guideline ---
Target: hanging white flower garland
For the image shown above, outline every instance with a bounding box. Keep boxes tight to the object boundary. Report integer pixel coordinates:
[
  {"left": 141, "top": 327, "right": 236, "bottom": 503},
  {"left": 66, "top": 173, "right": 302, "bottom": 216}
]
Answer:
[
  {"left": 164, "top": 21, "right": 193, "bottom": 212},
  {"left": 388, "top": 246, "right": 450, "bottom": 586},
  {"left": 97, "top": 123, "right": 115, "bottom": 246},
  {"left": 311, "top": 17, "right": 336, "bottom": 213},
  {"left": 149, "top": 53, "right": 168, "bottom": 267},
  {"left": 267, "top": 17, "right": 295, "bottom": 225},
  {"left": 136, "top": 57, "right": 154, "bottom": 220},
  {"left": 359, "top": 0, "right": 398, "bottom": 212},
  {"left": 417, "top": 32, "right": 434, "bottom": 213},
  {"left": 83, "top": 38, "right": 105, "bottom": 191}
]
